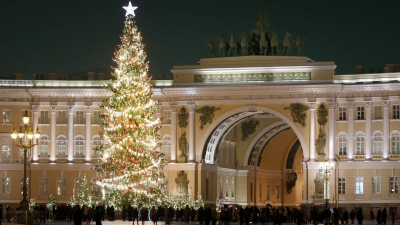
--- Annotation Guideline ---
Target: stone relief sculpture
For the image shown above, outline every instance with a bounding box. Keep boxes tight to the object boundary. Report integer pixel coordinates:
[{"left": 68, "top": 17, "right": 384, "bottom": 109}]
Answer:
[
  {"left": 179, "top": 132, "right": 189, "bottom": 157},
  {"left": 178, "top": 107, "right": 189, "bottom": 128},
  {"left": 284, "top": 103, "right": 309, "bottom": 127},
  {"left": 315, "top": 127, "right": 326, "bottom": 156},
  {"left": 287, "top": 171, "right": 297, "bottom": 194},
  {"left": 195, "top": 106, "right": 221, "bottom": 130},
  {"left": 317, "top": 104, "right": 328, "bottom": 126},
  {"left": 175, "top": 170, "right": 189, "bottom": 196},
  {"left": 241, "top": 120, "right": 260, "bottom": 141},
  {"left": 314, "top": 169, "right": 324, "bottom": 199}
]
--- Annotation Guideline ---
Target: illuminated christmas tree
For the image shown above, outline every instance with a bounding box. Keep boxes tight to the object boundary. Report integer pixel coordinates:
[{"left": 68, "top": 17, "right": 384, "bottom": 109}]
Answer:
[{"left": 94, "top": 2, "right": 166, "bottom": 208}]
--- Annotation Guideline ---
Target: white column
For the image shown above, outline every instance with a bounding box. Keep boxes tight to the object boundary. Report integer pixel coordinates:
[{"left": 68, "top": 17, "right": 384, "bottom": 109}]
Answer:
[
  {"left": 347, "top": 101, "right": 355, "bottom": 160},
  {"left": 31, "top": 105, "right": 40, "bottom": 161},
  {"left": 170, "top": 103, "right": 178, "bottom": 163},
  {"left": 85, "top": 105, "right": 93, "bottom": 162},
  {"left": 50, "top": 105, "right": 57, "bottom": 162},
  {"left": 365, "top": 101, "right": 372, "bottom": 160},
  {"left": 383, "top": 100, "right": 390, "bottom": 159},
  {"left": 156, "top": 104, "right": 162, "bottom": 152},
  {"left": 309, "top": 102, "right": 317, "bottom": 161},
  {"left": 67, "top": 105, "right": 75, "bottom": 161},
  {"left": 328, "top": 101, "right": 336, "bottom": 161},
  {"left": 188, "top": 104, "right": 196, "bottom": 162}
]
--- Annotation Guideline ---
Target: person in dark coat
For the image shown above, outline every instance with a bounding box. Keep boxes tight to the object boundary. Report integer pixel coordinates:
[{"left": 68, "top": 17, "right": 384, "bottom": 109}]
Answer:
[
  {"left": 140, "top": 208, "right": 148, "bottom": 225},
  {"left": 205, "top": 207, "right": 212, "bottom": 225},
  {"left": 134, "top": 208, "right": 139, "bottom": 225},
  {"left": 377, "top": 210, "right": 382, "bottom": 224},
  {"left": 239, "top": 208, "right": 244, "bottom": 225},
  {"left": 296, "top": 210, "right": 303, "bottom": 225},
  {"left": 94, "top": 206, "right": 102, "bottom": 225},
  {"left": 198, "top": 207, "right": 205, "bottom": 224},
  {"left": 350, "top": 210, "right": 356, "bottom": 224},
  {"left": 74, "top": 205, "right": 83, "bottom": 225},
  {"left": 382, "top": 208, "right": 388, "bottom": 225},
  {"left": 122, "top": 205, "right": 127, "bottom": 221},
  {"left": 128, "top": 205, "right": 133, "bottom": 221},
  {"left": 356, "top": 209, "right": 363, "bottom": 225}
]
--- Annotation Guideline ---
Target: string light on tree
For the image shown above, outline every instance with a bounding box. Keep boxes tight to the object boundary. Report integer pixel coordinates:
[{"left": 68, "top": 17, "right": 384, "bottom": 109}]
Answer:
[{"left": 94, "top": 2, "right": 166, "bottom": 208}]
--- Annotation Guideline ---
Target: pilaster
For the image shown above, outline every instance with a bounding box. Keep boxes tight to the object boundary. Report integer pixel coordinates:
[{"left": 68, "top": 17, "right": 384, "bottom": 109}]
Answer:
[
  {"left": 187, "top": 104, "right": 196, "bottom": 162},
  {"left": 67, "top": 105, "right": 75, "bottom": 161},
  {"left": 382, "top": 100, "right": 390, "bottom": 159},
  {"left": 365, "top": 101, "right": 372, "bottom": 160},
  {"left": 327, "top": 100, "right": 336, "bottom": 161},
  {"left": 347, "top": 101, "right": 355, "bottom": 160},
  {"left": 31, "top": 105, "right": 40, "bottom": 161},
  {"left": 170, "top": 103, "right": 178, "bottom": 163},
  {"left": 50, "top": 105, "right": 57, "bottom": 162},
  {"left": 308, "top": 102, "right": 317, "bottom": 162},
  {"left": 84, "top": 105, "right": 93, "bottom": 162}
]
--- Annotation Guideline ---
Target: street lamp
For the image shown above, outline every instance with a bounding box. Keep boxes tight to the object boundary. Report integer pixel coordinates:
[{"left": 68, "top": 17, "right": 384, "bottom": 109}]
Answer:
[
  {"left": 10, "top": 110, "right": 41, "bottom": 210},
  {"left": 319, "top": 161, "right": 334, "bottom": 208}
]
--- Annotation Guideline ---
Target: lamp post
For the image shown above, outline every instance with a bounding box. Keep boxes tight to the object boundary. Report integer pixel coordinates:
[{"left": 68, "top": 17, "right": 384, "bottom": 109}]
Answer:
[
  {"left": 10, "top": 110, "right": 41, "bottom": 210},
  {"left": 319, "top": 161, "right": 334, "bottom": 209}
]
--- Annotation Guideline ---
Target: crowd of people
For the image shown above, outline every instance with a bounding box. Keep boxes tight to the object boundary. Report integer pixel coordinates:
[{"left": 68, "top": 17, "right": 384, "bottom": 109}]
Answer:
[{"left": 0, "top": 204, "right": 397, "bottom": 225}]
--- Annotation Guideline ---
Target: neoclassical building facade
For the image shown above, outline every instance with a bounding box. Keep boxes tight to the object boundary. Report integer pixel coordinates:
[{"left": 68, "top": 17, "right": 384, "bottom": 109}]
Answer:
[{"left": 0, "top": 56, "right": 399, "bottom": 216}]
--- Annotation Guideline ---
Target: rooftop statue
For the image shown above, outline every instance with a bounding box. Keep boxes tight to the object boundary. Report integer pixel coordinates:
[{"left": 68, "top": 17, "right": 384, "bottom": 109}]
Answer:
[
  {"left": 292, "top": 36, "right": 305, "bottom": 56},
  {"left": 270, "top": 32, "right": 279, "bottom": 55},
  {"left": 241, "top": 32, "right": 250, "bottom": 56},
  {"left": 217, "top": 34, "right": 230, "bottom": 57},
  {"left": 282, "top": 32, "right": 292, "bottom": 56},
  {"left": 206, "top": 40, "right": 217, "bottom": 58},
  {"left": 254, "top": 4, "right": 269, "bottom": 30},
  {"left": 229, "top": 32, "right": 241, "bottom": 56}
]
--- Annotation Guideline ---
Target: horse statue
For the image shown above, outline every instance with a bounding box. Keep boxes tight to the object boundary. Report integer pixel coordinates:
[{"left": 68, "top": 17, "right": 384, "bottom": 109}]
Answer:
[
  {"left": 282, "top": 31, "right": 292, "bottom": 56},
  {"left": 241, "top": 32, "right": 250, "bottom": 56},
  {"left": 206, "top": 40, "right": 217, "bottom": 58},
  {"left": 229, "top": 32, "right": 241, "bottom": 56},
  {"left": 259, "top": 31, "right": 268, "bottom": 55},
  {"left": 292, "top": 36, "right": 305, "bottom": 56},
  {"left": 217, "top": 34, "right": 230, "bottom": 57},
  {"left": 270, "top": 32, "right": 279, "bottom": 55}
]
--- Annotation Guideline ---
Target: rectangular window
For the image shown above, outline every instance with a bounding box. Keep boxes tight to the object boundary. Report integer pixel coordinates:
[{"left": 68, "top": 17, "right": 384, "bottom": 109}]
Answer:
[
  {"left": 1, "top": 136, "right": 11, "bottom": 159},
  {"left": 163, "top": 110, "right": 171, "bottom": 124},
  {"left": 338, "top": 136, "right": 347, "bottom": 156},
  {"left": 393, "top": 135, "right": 400, "bottom": 154},
  {"left": 2, "top": 178, "right": 10, "bottom": 195},
  {"left": 355, "top": 177, "right": 363, "bottom": 194},
  {"left": 374, "top": 136, "right": 383, "bottom": 155},
  {"left": 356, "top": 137, "right": 365, "bottom": 155},
  {"left": 374, "top": 106, "right": 382, "bottom": 119},
  {"left": 75, "top": 140, "right": 84, "bottom": 158},
  {"left": 2, "top": 109, "right": 11, "bottom": 123},
  {"left": 40, "top": 111, "right": 49, "bottom": 124},
  {"left": 393, "top": 105, "right": 400, "bottom": 119},
  {"left": 40, "top": 178, "right": 49, "bottom": 195},
  {"left": 58, "top": 111, "right": 67, "bottom": 124},
  {"left": 372, "top": 176, "right": 381, "bottom": 194},
  {"left": 76, "top": 111, "right": 84, "bottom": 124},
  {"left": 357, "top": 106, "right": 365, "bottom": 120},
  {"left": 57, "top": 178, "right": 66, "bottom": 196},
  {"left": 338, "top": 178, "right": 345, "bottom": 194},
  {"left": 267, "top": 184, "right": 270, "bottom": 200},
  {"left": 93, "top": 111, "right": 101, "bottom": 124},
  {"left": 276, "top": 185, "right": 280, "bottom": 199},
  {"left": 20, "top": 178, "right": 29, "bottom": 195},
  {"left": 390, "top": 176, "right": 398, "bottom": 194},
  {"left": 74, "top": 178, "right": 82, "bottom": 194},
  {"left": 339, "top": 106, "right": 346, "bottom": 120}
]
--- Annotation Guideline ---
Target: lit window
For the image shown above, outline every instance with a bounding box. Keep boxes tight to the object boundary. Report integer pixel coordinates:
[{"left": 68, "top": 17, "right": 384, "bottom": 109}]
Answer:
[
  {"left": 372, "top": 176, "right": 381, "bottom": 194},
  {"left": 19, "top": 147, "right": 30, "bottom": 159},
  {"left": 40, "top": 111, "right": 49, "bottom": 124},
  {"left": 40, "top": 178, "right": 49, "bottom": 195},
  {"left": 74, "top": 178, "right": 82, "bottom": 195},
  {"left": 20, "top": 178, "right": 29, "bottom": 195},
  {"left": 57, "top": 136, "right": 67, "bottom": 158},
  {"left": 392, "top": 134, "right": 400, "bottom": 155},
  {"left": 338, "top": 134, "right": 347, "bottom": 156},
  {"left": 1, "top": 136, "right": 11, "bottom": 159},
  {"left": 338, "top": 178, "right": 345, "bottom": 194},
  {"left": 57, "top": 178, "right": 66, "bottom": 196},
  {"left": 374, "top": 106, "right": 382, "bottom": 119},
  {"left": 355, "top": 177, "right": 363, "bottom": 194},
  {"left": 76, "top": 111, "right": 84, "bottom": 124},
  {"left": 161, "top": 136, "right": 171, "bottom": 158},
  {"left": 373, "top": 133, "right": 383, "bottom": 155},
  {"left": 393, "top": 105, "right": 400, "bottom": 119},
  {"left": 58, "top": 111, "right": 67, "bottom": 124},
  {"left": 2, "top": 109, "right": 11, "bottom": 123},
  {"left": 163, "top": 110, "right": 171, "bottom": 124},
  {"left": 93, "top": 111, "right": 101, "bottom": 124},
  {"left": 356, "top": 135, "right": 365, "bottom": 155},
  {"left": 92, "top": 136, "right": 102, "bottom": 158},
  {"left": 75, "top": 136, "right": 84, "bottom": 158},
  {"left": 2, "top": 178, "right": 11, "bottom": 195},
  {"left": 357, "top": 107, "right": 365, "bottom": 120},
  {"left": 390, "top": 176, "right": 398, "bottom": 194},
  {"left": 339, "top": 106, "right": 346, "bottom": 120},
  {"left": 39, "top": 136, "right": 49, "bottom": 158}
]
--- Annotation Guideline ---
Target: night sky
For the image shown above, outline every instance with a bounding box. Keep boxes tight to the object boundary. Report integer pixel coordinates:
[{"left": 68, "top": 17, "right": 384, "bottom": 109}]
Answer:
[{"left": 1, "top": 0, "right": 400, "bottom": 80}]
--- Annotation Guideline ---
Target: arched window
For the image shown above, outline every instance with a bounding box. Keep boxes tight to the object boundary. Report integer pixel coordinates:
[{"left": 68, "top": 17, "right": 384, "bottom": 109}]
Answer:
[
  {"left": 92, "top": 136, "right": 102, "bottom": 158},
  {"left": 391, "top": 131, "right": 400, "bottom": 155},
  {"left": 161, "top": 136, "right": 171, "bottom": 158},
  {"left": 74, "top": 136, "right": 85, "bottom": 158},
  {"left": 355, "top": 132, "right": 365, "bottom": 155},
  {"left": 373, "top": 131, "right": 383, "bottom": 155},
  {"left": 337, "top": 133, "right": 347, "bottom": 156},
  {"left": 57, "top": 135, "right": 67, "bottom": 159},
  {"left": 39, "top": 135, "right": 49, "bottom": 158}
]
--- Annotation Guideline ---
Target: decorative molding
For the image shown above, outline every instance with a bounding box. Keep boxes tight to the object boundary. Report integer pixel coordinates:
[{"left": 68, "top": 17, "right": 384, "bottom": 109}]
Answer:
[
  {"left": 317, "top": 104, "right": 328, "bottom": 126},
  {"left": 347, "top": 101, "right": 355, "bottom": 109},
  {"left": 67, "top": 105, "right": 75, "bottom": 113},
  {"left": 187, "top": 104, "right": 196, "bottom": 112},
  {"left": 178, "top": 107, "right": 189, "bottom": 128},
  {"left": 49, "top": 105, "right": 57, "bottom": 112},
  {"left": 31, "top": 105, "right": 40, "bottom": 112},
  {"left": 241, "top": 120, "right": 260, "bottom": 141},
  {"left": 365, "top": 101, "right": 373, "bottom": 108},
  {"left": 308, "top": 102, "right": 317, "bottom": 110},
  {"left": 84, "top": 105, "right": 93, "bottom": 113},
  {"left": 194, "top": 72, "right": 311, "bottom": 83},
  {"left": 327, "top": 100, "right": 336, "bottom": 109},
  {"left": 195, "top": 105, "right": 221, "bottom": 130},
  {"left": 284, "top": 103, "right": 309, "bottom": 127},
  {"left": 156, "top": 104, "right": 163, "bottom": 114},
  {"left": 382, "top": 100, "right": 390, "bottom": 107},
  {"left": 249, "top": 103, "right": 256, "bottom": 111},
  {"left": 170, "top": 103, "right": 178, "bottom": 112}
]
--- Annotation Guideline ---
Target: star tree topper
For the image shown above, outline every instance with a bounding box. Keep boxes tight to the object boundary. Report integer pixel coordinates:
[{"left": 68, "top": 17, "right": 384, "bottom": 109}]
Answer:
[{"left": 123, "top": 1, "right": 138, "bottom": 17}]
